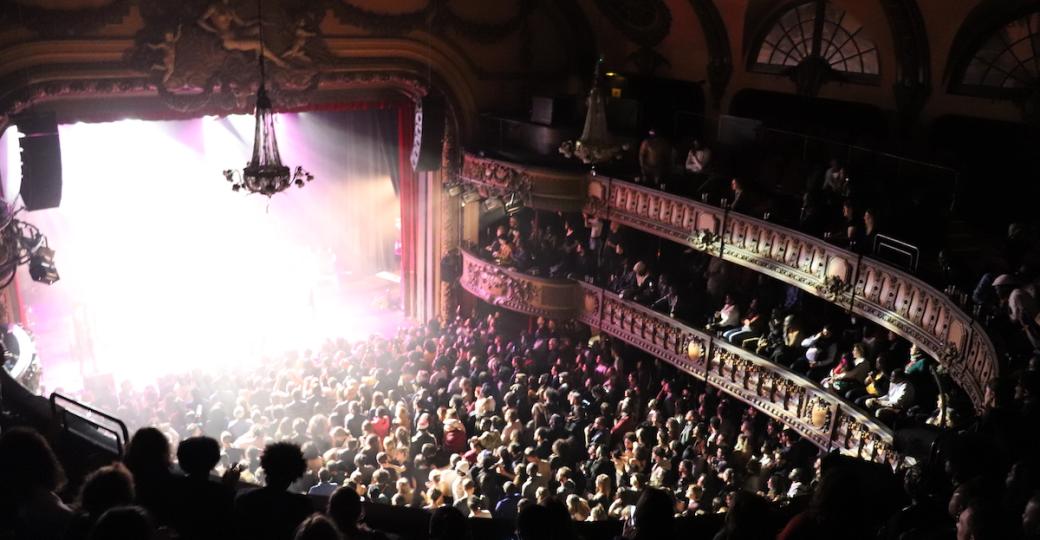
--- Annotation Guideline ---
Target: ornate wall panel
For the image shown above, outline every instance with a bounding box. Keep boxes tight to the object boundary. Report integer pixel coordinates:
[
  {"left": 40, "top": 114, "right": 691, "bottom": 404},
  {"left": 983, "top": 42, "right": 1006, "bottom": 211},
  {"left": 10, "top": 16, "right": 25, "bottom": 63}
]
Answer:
[
  {"left": 459, "top": 249, "right": 580, "bottom": 319},
  {"left": 587, "top": 177, "right": 998, "bottom": 413}
]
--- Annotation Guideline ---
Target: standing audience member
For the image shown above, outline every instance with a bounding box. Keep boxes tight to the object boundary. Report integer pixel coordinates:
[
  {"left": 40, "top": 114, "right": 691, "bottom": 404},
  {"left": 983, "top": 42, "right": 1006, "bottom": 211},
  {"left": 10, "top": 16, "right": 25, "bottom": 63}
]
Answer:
[
  {"left": 234, "top": 442, "right": 313, "bottom": 540},
  {"left": 0, "top": 427, "right": 74, "bottom": 540}
]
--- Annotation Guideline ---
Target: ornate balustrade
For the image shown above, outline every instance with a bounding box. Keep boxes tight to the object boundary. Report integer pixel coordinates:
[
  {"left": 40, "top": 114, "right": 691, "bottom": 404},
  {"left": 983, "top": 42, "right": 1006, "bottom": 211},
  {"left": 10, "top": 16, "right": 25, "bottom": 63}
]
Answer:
[
  {"left": 458, "top": 152, "right": 587, "bottom": 212},
  {"left": 459, "top": 248, "right": 581, "bottom": 320},
  {"left": 578, "top": 283, "right": 895, "bottom": 464},
  {"left": 587, "top": 177, "right": 998, "bottom": 413},
  {"left": 457, "top": 248, "right": 894, "bottom": 463}
]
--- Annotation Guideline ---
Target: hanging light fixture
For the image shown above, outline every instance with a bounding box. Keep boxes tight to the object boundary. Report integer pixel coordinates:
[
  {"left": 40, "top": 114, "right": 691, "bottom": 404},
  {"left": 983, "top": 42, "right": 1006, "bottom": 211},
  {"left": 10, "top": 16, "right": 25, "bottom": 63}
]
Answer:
[
  {"left": 559, "top": 57, "right": 628, "bottom": 165},
  {"left": 222, "top": 0, "right": 313, "bottom": 196}
]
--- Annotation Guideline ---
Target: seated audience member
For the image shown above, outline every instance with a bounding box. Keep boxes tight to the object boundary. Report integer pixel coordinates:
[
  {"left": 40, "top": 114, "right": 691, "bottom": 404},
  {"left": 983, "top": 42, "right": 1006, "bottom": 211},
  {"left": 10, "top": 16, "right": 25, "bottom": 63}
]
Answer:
[
  {"left": 685, "top": 140, "right": 712, "bottom": 174},
  {"left": 849, "top": 355, "right": 891, "bottom": 405},
  {"left": 709, "top": 293, "right": 742, "bottom": 332},
  {"left": 0, "top": 427, "right": 74, "bottom": 540},
  {"left": 793, "top": 325, "right": 839, "bottom": 380},
  {"left": 729, "top": 178, "right": 753, "bottom": 213},
  {"left": 68, "top": 463, "right": 136, "bottom": 540},
  {"left": 617, "top": 261, "right": 656, "bottom": 304},
  {"left": 822, "top": 343, "right": 871, "bottom": 395},
  {"left": 174, "top": 436, "right": 237, "bottom": 540},
  {"left": 293, "top": 514, "right": 342, "bottom": 540},
  {"left": 865, "top": 369, "right": 915, "bottom": 423},
  {"left": 124, "top": 427, "right": 180, "bottom": 526},
  {"left": 234, "top": 442, "right": 313, "bottom": 540},
  {"left": 88, "top": 506, "right": 158, "bottom": 540},
  {"left": 723, "top": 300, "right": 766, "bottom": 346}
]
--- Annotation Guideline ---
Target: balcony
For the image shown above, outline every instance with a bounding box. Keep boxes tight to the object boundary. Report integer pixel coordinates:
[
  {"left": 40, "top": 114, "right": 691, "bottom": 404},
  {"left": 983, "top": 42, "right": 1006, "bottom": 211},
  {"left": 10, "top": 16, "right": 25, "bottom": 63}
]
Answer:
[
  {"left": 458, "top": 152, "right": 588, "bottom": 212},
  {"left": 453, "top": 150, "right": 998, "bottom": 414},
  {"left": 587, "top": 177, "right": 997, "bottom": 414},
  {"left": 459, "top": 247, "right": 894, "bottom": 464},
  {"left": 459, "top": 248, "right": 582, "bottom": 320}
]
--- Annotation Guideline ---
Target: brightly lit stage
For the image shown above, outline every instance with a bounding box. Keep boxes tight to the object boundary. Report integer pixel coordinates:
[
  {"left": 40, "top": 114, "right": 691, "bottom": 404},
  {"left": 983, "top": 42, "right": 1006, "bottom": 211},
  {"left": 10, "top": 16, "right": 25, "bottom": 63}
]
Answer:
[{"left": 0, "top": 109, "right": 408, "bottom": 394}]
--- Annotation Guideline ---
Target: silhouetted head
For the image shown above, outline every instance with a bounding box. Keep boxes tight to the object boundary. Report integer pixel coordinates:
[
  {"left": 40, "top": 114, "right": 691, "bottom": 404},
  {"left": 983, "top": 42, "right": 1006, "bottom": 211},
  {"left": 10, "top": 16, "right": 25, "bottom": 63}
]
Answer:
[
  {"left": 0, "top": 427, "right": 66, "bottom": 494},
  {"left": 293, "top": 513, "right": 342, "bottom": 540},
  {"left": 79, "top": 463, "right": 135, "bottom": 518},
  {"left": 177, "top": 436, "right": 221, "bottom": 478},
  {"left": 260, "top": 442, "right": 307, "bottom": 489},
  {"left": 88, "top": 506, "right": 156, "bottom": 540}
]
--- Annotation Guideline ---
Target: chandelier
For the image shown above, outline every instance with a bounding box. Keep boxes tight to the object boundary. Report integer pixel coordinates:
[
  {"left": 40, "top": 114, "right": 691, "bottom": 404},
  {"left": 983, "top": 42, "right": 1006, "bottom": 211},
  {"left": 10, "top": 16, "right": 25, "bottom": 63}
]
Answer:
[
  {"left": 559, "top": 57, "right": 628, "bottom": 165},
  {"left": 222, "top": 0, "right": 313, "bottom": 196}
]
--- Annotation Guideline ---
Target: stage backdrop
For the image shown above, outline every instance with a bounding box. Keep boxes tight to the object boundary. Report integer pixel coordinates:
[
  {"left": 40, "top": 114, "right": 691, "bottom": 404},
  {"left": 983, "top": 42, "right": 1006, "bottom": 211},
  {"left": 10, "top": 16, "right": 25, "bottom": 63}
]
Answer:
[{"left": 2, "top": 107, "right": 407, "bottom": 391}]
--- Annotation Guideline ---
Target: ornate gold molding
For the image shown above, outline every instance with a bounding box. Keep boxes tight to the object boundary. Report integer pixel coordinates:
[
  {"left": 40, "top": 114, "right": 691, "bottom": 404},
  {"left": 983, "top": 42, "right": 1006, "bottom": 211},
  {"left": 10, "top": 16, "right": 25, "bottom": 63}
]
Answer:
[
  {"left": 459, "top": 248, "right": 580, "bottom": 319},
  {"left": 458, "top": 152, "right": 587, "bottom": 212}
]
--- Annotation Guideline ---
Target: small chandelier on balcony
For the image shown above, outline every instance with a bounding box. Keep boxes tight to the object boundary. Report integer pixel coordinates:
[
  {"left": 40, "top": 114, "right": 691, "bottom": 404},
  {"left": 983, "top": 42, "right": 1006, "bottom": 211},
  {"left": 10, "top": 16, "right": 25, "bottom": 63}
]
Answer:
[
  {"left": 559, "top": 57, "right": 628, "bottom": 165},
  {"left": 222, "top": 0, "right": 313, "bottom": 196}
]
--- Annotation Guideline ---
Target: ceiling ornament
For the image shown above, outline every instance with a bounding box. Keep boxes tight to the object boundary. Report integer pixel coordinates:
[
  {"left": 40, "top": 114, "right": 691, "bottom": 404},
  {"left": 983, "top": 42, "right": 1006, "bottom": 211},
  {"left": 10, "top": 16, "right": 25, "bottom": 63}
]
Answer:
[{"left": 127, "top": 0, "right": 329, "bottom": 107}]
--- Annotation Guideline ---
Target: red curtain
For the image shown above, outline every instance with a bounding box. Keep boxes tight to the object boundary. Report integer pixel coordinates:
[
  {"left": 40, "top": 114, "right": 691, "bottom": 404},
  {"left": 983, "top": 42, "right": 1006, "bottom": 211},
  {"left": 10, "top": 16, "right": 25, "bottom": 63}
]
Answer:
[{"left": 396, "top": 103, "right": 417, "bottom": 317}]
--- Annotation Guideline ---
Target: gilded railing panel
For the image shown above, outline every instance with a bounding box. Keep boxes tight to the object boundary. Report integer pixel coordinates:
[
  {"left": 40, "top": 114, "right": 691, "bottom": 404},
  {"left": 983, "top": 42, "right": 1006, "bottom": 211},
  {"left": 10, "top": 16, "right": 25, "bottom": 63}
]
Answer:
[
  {"left": 459, "top": 249, "right": 580, "bottom": 320},
  {"left": 458, "top": 153, "right": 587, "bottom": 212},
  {"left": 587, "top": 177, "right": 997, "bottom": 413}
]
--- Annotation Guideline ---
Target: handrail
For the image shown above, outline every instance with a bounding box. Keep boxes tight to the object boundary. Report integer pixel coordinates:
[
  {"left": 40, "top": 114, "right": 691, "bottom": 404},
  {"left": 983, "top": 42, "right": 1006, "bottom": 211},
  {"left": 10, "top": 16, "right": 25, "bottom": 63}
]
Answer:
[
  {"left": 458, "top": 248, "right": 895, "bottom": 464},
  {"left": 587, "top": 177, "right": 998, "bottom": 413},
  {"left": 50, "top": 392, "right": 130, "bottom": 455}
]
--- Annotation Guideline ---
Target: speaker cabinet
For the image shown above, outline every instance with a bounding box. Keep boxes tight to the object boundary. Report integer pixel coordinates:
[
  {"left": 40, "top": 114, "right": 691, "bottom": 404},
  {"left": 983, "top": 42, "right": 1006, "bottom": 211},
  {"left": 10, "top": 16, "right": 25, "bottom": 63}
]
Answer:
[
  {"left": 411, "top": 97, "right": 446, "bottom": 172},
  {"left": 16, "top": 112, "right": 63, "bottom": 211}
]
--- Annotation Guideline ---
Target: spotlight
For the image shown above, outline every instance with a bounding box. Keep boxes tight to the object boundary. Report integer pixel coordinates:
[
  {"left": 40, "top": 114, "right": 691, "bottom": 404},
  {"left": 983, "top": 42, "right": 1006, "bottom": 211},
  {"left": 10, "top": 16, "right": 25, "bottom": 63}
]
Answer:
[
  {"left": 504, "top": 193, "right": 523, "bottom": 215},
  {"left": 447, "top": 184, "right": 463, "bottom": 197},
  {"left": 28, "top": 246, "right": 59, "bottom": 284},
  {"left": 483, "top": 197, "right": 503, "bottom": 211},
  {"left": 461, "top": 191, "right": 481, "bottom": 207}
]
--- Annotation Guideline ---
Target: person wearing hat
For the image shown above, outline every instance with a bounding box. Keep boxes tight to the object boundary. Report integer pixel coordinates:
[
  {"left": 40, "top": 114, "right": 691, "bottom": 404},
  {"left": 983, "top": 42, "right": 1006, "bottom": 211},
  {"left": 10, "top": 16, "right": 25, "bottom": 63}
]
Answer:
[{"left": 477, "top": 450, "right": 507, "bottom": 508}]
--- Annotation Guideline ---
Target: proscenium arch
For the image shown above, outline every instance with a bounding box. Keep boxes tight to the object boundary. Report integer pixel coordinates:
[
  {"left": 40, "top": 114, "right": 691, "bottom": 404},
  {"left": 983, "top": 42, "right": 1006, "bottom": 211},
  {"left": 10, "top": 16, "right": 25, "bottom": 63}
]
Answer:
[{"left": 0, "top": 38, "right": 480, "bottom": 145}]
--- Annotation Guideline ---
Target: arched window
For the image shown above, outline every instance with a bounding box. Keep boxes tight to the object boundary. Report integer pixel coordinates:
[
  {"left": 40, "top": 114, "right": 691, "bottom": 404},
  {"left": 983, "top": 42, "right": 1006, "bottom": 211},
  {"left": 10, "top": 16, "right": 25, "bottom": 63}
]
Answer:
[
  {"left": 751, "top": 1, "right": 879, "bottom": 81},
  {"left": 957, "top": 12, "right": 1040, "bottom": 95}
]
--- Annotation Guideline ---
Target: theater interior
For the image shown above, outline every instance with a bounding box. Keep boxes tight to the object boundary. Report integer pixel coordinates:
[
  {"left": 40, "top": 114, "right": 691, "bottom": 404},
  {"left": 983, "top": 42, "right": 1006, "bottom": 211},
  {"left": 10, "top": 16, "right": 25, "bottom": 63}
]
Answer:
[{"left": 0, "top": 1, "right": 1039, "bottom": 539}]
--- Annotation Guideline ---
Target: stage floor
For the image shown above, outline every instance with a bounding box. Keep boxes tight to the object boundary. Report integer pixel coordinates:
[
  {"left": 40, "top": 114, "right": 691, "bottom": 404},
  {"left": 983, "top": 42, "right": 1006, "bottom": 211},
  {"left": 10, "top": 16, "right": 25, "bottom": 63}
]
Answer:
[{"left": 30, "top": 273, "right": 407, "bottom": 395}]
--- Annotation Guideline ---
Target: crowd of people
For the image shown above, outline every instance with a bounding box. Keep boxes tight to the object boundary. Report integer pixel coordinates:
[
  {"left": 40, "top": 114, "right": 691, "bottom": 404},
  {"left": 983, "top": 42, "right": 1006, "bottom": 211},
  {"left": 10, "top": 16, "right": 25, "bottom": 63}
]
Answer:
[{"left": 1, "top": 307, "right": 1038, "bottom": 540}]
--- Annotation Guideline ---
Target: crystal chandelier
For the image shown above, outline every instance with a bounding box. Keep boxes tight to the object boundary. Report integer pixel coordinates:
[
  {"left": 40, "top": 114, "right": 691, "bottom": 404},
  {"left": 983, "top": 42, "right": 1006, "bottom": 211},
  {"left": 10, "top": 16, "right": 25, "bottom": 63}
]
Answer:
[
  {"left": 559, "top": 57, "right": 628, "bottom": 165},
  {"left": 222, "top": 0, "right": 313, "bottom": 196}
]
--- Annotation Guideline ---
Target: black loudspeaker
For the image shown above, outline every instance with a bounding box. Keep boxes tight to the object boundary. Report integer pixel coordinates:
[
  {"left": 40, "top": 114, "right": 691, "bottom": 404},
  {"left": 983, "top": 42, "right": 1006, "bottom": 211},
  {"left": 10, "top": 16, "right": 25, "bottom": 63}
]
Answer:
[
  {"left": 16, "top": 112, "right": 62, "bottom": 211},
  {"left": 411, "top": 96, "right": 446, "bottom": 172}
]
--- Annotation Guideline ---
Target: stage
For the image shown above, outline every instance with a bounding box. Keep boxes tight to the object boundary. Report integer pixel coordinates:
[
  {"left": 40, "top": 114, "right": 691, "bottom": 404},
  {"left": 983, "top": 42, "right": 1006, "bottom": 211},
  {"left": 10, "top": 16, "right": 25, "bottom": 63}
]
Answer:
[{"left": 28, "top": 272, "right": 405, "bottom": 394}]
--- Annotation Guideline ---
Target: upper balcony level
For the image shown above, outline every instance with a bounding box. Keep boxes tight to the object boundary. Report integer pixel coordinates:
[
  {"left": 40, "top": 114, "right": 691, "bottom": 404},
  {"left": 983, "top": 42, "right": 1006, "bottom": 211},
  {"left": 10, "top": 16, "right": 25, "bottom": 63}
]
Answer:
[
  {"left": 459, "top": 248, "right": 896, "bottom": 466},
  {"left": 455, "top": 150, "right": 999, "bottom": 415}
]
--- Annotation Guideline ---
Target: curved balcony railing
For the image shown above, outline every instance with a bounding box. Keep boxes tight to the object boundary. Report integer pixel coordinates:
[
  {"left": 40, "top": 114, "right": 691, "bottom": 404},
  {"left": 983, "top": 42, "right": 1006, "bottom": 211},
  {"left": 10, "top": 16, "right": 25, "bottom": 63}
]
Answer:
[
  {"left": 459, "top": 248, "right": 581, "bottom": 320},
  {"left": 459, "top": 152, "right": 588, "bottom": 212},
  {"left": 577, "top": 283, "right": 895, "bottom": 464},
  {"left": 453, "top": 149, "right": 997, "bottom": 413},
  {"left": 458, "top": 248, "right": 895, "bottom": 464},
  {"left": 586, "top": 177, "right": 998, "bottom": 413}
]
